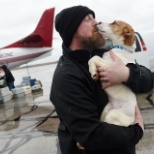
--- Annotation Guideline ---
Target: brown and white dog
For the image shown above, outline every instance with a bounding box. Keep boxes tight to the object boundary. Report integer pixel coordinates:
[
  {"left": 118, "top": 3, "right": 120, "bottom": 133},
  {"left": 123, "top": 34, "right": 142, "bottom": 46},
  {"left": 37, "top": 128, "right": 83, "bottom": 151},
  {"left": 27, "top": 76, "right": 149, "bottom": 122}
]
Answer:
[{"left": 88, "top": 20, "right": 137, "bottom": 126}]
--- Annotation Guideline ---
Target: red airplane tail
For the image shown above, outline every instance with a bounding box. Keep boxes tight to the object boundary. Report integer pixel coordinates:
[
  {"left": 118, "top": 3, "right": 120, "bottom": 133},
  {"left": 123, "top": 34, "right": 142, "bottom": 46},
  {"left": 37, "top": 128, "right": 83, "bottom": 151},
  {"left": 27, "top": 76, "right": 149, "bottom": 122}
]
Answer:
[
  {"left": 33, "top": 8, "right": 55, "bottom": 47},
  {"left": 2, "top": 8, "right": 55, "bottom": 49}
]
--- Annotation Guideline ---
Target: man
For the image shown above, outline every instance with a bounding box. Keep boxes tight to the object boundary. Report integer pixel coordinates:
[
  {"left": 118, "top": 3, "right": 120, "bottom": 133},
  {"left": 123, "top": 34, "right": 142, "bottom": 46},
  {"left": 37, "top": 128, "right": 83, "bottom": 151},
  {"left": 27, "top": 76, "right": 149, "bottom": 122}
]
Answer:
[
  {"left": 0, "top": 65, "right": 15, "bottom": 90},
  {"left": 50, "top": 5, "right": 153, "bottom": 154}
]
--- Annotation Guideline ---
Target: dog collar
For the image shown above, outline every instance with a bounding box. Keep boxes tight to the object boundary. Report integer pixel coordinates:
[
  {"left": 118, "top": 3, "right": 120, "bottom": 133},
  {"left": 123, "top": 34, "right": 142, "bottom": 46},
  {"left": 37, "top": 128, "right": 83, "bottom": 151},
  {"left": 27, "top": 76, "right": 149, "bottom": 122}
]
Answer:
[
  {"left": 113, "top": 45, "right": 134, "bottom": 53},
  {"left": 113, "top": 45, "right": 125, "bottom": 50}
]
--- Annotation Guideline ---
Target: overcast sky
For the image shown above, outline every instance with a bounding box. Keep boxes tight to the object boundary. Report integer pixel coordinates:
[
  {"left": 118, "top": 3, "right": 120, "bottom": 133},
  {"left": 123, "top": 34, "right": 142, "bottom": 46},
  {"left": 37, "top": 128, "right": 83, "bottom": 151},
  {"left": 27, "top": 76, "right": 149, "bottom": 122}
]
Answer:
[{"left": 0, "top": 0, "right": 153, "bottom": 63}]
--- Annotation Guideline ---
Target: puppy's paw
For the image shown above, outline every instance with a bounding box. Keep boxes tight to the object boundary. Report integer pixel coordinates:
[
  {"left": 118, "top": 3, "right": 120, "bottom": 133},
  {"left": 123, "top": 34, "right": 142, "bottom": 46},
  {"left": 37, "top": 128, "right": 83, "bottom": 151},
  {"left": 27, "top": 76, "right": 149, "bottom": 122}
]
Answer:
[
  {"left": 76, "top": 142, "right": 85, "bottom": 150},
  {"left": 92, "top": 73, "right": 99, "bottom": 80}
]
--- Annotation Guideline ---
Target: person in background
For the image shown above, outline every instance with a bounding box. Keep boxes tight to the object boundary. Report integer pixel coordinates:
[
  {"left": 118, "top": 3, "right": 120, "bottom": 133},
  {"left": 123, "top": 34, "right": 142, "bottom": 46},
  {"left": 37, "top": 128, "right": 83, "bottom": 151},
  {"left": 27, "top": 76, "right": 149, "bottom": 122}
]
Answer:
[
  {"left": 50, "top": 5, "right": 153, "bottom": 154},
  {"left": 0, "top": 66, "right": 6, "bottom": 88},
  {"left": 0, "top": 65, "right": 15, "bottom": 90},
  {"left": 0, "top": 66, "right": 5, "bottom": 79}
]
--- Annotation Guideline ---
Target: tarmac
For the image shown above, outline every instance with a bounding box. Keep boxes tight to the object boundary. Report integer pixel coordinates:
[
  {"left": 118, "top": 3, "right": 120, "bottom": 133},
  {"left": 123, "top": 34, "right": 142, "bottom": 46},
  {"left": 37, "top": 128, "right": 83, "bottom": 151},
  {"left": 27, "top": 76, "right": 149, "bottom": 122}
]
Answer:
[{"left": 0, "top": 63, "right": 154, "bottom": 154}]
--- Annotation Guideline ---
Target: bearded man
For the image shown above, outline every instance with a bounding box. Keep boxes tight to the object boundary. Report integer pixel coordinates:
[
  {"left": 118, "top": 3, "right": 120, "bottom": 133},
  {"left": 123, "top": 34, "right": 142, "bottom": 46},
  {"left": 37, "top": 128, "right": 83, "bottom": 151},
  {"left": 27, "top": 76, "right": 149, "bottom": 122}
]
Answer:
[{"left": 50, "top": 5, "right": 153, "bottom": 154}]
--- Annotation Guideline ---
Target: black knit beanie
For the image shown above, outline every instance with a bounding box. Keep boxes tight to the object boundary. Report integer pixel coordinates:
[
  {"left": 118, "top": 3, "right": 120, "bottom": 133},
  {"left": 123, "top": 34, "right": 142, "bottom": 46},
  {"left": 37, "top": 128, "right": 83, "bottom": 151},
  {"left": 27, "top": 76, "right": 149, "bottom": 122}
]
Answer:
[{"left": 55, "top": 5, "right": 95, "bottom": 47}]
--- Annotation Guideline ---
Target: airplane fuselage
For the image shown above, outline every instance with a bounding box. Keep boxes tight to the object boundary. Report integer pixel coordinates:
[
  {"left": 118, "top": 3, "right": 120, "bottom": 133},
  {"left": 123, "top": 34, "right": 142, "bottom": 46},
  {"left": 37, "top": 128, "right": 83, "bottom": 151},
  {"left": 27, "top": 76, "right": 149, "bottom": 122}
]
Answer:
[{"left": 0, "top": 47, "right": 51, "bottom": 69}]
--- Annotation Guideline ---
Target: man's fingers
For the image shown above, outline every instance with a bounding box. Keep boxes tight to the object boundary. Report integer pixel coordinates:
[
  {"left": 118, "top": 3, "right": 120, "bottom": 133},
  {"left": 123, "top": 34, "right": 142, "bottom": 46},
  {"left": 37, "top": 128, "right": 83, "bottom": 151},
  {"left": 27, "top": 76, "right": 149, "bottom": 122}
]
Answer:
[
  {"left": 97, "top": 66, "right": 105, "bottom": 72},
  {"left": 135, "top": 106, "right": 140, "bottom": 118}
]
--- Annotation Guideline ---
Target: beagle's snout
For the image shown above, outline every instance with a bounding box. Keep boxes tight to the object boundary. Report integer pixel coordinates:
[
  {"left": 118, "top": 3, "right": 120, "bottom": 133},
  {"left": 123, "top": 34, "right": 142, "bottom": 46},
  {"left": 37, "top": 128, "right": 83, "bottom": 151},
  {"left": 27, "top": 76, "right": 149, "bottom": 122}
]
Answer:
[{"left": 98, "top": 22, "right": 102, "bottom": 25}]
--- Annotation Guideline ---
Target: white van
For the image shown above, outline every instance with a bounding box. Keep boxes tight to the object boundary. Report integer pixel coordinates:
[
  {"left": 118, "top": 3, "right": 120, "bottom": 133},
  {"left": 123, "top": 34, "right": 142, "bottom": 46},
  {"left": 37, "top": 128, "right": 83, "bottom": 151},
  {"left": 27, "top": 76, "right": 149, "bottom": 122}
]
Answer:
[{"left": 134, "top": 32, "right": 151, "bottom": 71}]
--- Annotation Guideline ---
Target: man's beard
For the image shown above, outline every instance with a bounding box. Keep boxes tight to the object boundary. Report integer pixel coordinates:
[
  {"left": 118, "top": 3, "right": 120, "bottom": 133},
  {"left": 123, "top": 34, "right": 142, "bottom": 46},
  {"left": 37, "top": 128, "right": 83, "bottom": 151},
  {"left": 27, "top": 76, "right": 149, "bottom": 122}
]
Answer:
[{"left": 76, "top": 28, "right": 105, "bottom": 50}]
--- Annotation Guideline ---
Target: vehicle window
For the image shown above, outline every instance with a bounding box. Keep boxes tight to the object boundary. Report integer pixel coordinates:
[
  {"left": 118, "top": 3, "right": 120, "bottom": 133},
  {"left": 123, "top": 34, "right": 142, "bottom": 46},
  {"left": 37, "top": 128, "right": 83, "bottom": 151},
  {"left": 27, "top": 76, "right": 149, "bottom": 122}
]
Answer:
[{"left": 135, "top": 35, "right": 141, "bottom": 52}]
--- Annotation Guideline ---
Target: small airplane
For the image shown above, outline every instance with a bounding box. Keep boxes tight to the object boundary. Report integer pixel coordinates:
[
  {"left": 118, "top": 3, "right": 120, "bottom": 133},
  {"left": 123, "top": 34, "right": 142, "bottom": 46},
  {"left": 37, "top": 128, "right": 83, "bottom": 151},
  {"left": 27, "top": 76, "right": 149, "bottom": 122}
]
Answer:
[{"left": 0, "top": 7, "right": 55, "bottom": 69}]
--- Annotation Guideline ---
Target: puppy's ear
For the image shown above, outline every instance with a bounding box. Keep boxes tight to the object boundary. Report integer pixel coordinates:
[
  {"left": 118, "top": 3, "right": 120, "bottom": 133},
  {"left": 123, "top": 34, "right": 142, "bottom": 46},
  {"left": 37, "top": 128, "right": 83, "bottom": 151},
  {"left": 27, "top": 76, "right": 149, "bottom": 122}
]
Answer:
[
  {"left": 123, "top": 26, "right": 135, "bottom": 46},
  {"left": 123, "top": 27, "right": 132, "bottom": 37}
]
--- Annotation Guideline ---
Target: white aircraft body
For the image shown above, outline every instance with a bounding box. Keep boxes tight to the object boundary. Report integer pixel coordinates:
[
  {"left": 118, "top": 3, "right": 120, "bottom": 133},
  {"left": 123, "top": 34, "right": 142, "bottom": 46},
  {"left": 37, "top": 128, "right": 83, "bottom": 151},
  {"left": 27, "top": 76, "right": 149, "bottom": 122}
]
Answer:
[{"left": 0, "top": 8, "right": 55, "bottom": 69}]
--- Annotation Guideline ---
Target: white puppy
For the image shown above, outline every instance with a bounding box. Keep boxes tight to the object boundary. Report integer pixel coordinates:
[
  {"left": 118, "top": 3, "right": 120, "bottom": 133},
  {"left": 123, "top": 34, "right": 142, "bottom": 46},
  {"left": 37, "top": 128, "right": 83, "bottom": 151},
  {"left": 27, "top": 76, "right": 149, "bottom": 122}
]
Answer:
[{"left": 88, "top": 20, "right": 137, "bottom": 126}]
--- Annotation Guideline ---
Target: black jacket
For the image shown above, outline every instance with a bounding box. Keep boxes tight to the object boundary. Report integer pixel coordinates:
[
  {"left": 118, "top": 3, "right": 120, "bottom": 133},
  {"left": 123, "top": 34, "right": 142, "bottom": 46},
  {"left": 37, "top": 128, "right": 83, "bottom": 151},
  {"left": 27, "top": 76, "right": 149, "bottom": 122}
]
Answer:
[
  {"left": 50, "top": 44, "right": 153, "bottom": 154},
  {"left": 2, "top": 65, "right": 15, "bottom": 84}
]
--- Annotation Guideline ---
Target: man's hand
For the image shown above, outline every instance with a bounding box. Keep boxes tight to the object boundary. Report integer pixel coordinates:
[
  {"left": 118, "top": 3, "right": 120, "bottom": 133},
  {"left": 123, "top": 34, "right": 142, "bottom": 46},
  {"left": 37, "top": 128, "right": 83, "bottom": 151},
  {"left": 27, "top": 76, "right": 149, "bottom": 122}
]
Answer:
[
  {"left": 97, "top": 51, "right": 130, "bottom": 89},
  {"left": 134, "top": 106, "right": 144, "bottom": 131}
]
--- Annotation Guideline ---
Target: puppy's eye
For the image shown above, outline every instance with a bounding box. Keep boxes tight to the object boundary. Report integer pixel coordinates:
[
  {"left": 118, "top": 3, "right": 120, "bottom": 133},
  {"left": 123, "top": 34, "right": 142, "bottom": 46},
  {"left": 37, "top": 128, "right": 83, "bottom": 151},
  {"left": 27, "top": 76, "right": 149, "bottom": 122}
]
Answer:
[{"left": 111, "top": 21, "right": 117, "bottom": 25}]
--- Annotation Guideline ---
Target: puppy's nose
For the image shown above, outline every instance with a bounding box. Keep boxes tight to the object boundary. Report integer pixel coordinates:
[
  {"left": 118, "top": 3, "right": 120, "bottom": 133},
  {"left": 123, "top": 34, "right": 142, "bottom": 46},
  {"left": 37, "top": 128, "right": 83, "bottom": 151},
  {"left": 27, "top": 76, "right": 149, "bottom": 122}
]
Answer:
[{"left": 98, "top": 22, "right": 102, "bottom": 25}]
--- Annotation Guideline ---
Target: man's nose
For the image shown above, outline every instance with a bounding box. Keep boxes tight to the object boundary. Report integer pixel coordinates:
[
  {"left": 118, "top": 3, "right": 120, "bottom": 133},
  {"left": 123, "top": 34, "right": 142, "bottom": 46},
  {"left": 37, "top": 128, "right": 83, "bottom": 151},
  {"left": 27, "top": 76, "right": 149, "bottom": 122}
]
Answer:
[{"left": 93, "top": 18, "right": 98, "bottom": 25}]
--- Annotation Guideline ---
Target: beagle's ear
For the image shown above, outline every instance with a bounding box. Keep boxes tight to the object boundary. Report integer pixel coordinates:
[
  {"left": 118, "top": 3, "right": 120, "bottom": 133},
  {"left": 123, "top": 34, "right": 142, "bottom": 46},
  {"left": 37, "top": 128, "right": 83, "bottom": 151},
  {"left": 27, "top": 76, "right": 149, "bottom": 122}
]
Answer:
[{"left": 123, "top": 27, "right": 132, "bottom": 37}]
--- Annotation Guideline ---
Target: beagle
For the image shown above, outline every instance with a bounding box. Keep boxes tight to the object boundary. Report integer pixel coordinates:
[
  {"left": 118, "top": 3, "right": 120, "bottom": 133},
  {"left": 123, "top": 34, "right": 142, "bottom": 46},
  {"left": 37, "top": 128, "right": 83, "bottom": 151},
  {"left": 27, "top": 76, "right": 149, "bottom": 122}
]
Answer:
[{"left": 88, "top": 20, "right": 137, "bottom": 126}]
